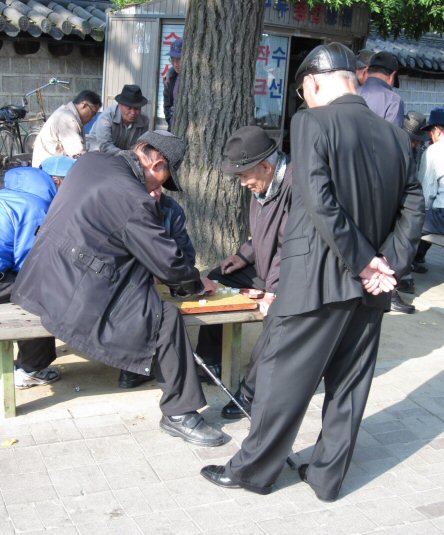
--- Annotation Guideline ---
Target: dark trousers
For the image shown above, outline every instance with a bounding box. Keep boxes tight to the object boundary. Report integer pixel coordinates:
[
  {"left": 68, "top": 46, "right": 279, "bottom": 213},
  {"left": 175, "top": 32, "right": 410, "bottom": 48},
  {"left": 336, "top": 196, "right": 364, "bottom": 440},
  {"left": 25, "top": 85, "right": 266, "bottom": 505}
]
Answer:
[
  {"left": 195, "top": 264, "right": 264, "bottom": 366},
  {"left": 225, "top": 299, "right": 384, "bottom": 499},
  {"left": 0, "top": 272, "right": 57, "bottom": 372},
  {"left": 415, "top": 208, "right": 444, "bottom": 261},
  {"left": 153, "top": 301, "right": 206, "bottom": 416}
]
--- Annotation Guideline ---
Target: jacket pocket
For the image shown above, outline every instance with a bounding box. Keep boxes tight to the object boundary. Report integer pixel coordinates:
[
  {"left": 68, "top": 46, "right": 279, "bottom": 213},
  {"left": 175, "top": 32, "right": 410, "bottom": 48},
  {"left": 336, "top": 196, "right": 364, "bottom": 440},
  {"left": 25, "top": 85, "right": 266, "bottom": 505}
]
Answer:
[
  {"left": 74, "top": 251, "right": 117, "bottom": 281},
  {"left": 281, "top": 237, "right": 309, "bottom": 260}
]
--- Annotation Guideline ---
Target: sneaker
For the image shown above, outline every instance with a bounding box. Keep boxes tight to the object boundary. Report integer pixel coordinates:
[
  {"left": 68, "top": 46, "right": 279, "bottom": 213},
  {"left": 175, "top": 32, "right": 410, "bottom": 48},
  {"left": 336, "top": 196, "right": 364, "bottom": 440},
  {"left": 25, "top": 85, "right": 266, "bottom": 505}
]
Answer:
[{"left": 15, "top": 366, "right": 61, "bottom": 389}]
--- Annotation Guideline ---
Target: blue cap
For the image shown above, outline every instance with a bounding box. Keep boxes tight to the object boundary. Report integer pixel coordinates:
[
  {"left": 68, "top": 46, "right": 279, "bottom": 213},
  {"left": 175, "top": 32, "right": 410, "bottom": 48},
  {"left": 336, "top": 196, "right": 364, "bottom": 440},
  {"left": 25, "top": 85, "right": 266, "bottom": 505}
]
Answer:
[
  {"left": 421, "top": 107, "right": 444, "bottom": 131},
  {"left": 170, "top": 38, "right": 183, "bottom": 59},
  {"left": 41, "top": 156, "right": 76, "bottom": 177}
]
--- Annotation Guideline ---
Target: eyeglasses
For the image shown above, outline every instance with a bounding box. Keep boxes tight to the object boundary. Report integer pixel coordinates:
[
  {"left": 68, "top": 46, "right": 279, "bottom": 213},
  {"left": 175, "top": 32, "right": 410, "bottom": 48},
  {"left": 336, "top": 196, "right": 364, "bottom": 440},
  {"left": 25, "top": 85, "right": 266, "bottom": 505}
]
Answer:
[
  {"left": 85, "top": 102, "right": 100, "bottom": 114},
  {"left": 296, "top": 86, "right": 304, "bottom": 100}
]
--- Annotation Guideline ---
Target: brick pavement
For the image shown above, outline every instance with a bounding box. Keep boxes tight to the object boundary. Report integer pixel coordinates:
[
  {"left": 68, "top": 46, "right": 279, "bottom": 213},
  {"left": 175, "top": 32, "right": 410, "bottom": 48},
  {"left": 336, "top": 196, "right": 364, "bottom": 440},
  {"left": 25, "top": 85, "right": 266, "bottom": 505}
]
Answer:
[{"left": 0, "top": 248, "right": 443, "bottom": 534}]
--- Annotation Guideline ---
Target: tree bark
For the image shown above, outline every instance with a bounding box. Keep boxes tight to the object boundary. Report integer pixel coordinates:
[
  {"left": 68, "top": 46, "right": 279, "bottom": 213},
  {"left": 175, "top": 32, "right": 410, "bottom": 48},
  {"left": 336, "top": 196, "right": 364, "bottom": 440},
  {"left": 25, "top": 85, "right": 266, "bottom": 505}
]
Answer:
[{"left": 174, "top": 0, "right": 265, "bottom": 270}]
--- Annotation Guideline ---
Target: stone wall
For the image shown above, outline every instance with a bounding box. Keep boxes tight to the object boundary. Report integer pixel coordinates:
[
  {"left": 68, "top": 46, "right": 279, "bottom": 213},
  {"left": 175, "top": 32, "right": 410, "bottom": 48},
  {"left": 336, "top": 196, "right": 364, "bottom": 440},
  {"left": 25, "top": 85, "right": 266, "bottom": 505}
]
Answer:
[
  {"left": 398, "top": 76, "right": 444, "bottom": 117},
  {"left": 0, "top": 40, "right": 103, "bottom": 117}
]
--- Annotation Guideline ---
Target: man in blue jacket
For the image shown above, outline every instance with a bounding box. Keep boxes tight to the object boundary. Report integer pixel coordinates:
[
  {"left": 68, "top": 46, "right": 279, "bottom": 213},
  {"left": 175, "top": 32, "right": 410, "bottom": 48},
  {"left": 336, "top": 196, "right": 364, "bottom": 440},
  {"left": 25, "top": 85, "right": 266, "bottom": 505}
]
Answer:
[{"left": 0, "top": 157, "right": 75, "bottom": 388}]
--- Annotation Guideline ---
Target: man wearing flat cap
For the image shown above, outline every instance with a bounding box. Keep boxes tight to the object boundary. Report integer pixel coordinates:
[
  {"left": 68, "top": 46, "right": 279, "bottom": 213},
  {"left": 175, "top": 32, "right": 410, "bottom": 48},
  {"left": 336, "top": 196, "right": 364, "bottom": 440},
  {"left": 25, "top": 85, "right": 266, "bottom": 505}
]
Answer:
[
  {"left": 195, "top": 126, "right": 291, "bottom": 415},
  {"left": 415, "top": 107, "right": 444, "bottom": 265},
  {"left": 201, "top": 43, "right": 424, "bottom": 499},
  {"left": 12, "top": 130, "right": 225, "bottom": 448},
  {"left": 358, "top": 51, "right": 404, "bottom": 127},
  {"left": 88, "top": 84, "right": 149, "bottom": 154},
  {"left": 355, "top": 49, "right": 373, "bottom": 86}
]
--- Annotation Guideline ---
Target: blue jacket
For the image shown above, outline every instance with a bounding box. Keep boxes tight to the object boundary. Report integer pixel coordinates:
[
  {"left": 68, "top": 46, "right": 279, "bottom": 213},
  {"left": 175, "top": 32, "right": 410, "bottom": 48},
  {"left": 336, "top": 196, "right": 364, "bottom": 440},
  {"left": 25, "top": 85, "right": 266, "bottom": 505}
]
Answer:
[
  {"left": 160, "top": 194, "right": 196, "bottom": 265},
  {"left": 0, "top": 167, "right": 57, "bottom": 273}
]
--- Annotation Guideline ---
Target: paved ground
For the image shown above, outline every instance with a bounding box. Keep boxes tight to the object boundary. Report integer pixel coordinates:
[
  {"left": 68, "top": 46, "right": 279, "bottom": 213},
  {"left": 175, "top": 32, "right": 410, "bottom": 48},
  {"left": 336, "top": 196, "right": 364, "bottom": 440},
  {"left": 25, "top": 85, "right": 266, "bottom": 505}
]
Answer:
[{"left": 1, "top": 249, "right": 444, "bottom": 534}]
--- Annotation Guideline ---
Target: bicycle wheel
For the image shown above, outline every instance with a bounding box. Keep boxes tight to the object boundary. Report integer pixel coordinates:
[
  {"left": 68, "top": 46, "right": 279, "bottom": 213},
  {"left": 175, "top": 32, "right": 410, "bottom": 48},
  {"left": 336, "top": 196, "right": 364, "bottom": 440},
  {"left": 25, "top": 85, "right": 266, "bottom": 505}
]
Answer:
[
  {"left": 0, "top": 127, "right": 19, "bottom": 169},
  {"left": 23, "top": 128, "right": 40, "bottom": 154}
]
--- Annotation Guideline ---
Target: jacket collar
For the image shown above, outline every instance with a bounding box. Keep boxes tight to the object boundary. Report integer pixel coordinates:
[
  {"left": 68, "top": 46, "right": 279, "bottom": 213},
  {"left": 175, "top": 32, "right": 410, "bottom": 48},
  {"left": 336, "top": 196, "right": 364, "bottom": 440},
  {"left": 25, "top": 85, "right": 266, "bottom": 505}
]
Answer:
[
  {"left": 328, "top": 94, "right": 368, "bottom": 107},
  {"left": 364, "top": 76, "right": 393, "bottom": 92},
  {"left": 117, "top": 150, "right": 146, "bottom": 184}
]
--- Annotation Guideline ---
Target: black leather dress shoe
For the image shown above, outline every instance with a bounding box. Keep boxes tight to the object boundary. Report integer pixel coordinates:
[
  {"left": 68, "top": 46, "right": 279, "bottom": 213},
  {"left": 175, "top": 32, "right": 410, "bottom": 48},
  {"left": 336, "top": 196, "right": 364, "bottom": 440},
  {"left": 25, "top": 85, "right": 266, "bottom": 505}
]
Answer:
[
  {"left": 198, "top": 364, "right": 221, "bottom": 383},
  {"left": 160, "top": 412, "right": 224, "bottom": 447},
  {"left": 221, "top": 390, "right": 252, "bottom": 419},
  {"left": 298, "top": 464, "right": 335, "bottom": 502},
  {"left": 118, "top": 370, "right": 155, "bottom": 389},
  {"left": 396, "top": 279, "right": 415, "bottom": 294},
  {"left": 390, "top": 291, "right": 415, "bottom": 314},
  {"left": 200, "top": 465, "right": 241, "bottom": 489},
  {"left": 411, "top": 262, "right": 428, "bottom": 274}
]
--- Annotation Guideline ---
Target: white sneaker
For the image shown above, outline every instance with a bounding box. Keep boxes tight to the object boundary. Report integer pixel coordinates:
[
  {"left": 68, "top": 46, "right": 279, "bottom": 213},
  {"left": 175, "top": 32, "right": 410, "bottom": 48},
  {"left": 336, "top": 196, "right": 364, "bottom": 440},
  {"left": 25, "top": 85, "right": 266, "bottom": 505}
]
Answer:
[{"left": 14, "top": 367, "right": 61, "bottom": 389}]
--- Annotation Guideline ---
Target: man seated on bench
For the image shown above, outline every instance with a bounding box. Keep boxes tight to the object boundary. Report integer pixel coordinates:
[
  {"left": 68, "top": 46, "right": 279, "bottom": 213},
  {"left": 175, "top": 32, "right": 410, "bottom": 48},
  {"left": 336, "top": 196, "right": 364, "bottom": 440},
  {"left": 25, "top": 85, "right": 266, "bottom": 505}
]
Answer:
[
  {"left": 0, "top": 156, "right": 75, "bottom": 388},
  {"left": 195, "top": 126, "right": 292, "bottom": 418},
  {"left": 117, "top": 184, "right": 196, "bottom": 389},
  {"left": 415, "top": 107, "right": 444, "bottom": 267},
  {"left": 12, "top": 131, "right": 224, "bottom": 448}
]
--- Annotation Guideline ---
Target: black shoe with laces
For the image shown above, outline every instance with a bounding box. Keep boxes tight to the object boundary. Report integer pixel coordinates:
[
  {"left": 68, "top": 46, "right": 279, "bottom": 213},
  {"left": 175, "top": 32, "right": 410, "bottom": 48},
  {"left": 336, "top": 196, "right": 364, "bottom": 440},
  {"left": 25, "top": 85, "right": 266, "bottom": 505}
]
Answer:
[
  {"left": 221, "top": 389, "right": 252, "bottom": 419},
  {"left": 118, "top": 370, "right": 155, "bottom": 389},
  {"left": 390, "top": 291, "right": 415, "bottom": 314},
  {"left": 396, "top": 279, "right": 415, "bottom": 294}
]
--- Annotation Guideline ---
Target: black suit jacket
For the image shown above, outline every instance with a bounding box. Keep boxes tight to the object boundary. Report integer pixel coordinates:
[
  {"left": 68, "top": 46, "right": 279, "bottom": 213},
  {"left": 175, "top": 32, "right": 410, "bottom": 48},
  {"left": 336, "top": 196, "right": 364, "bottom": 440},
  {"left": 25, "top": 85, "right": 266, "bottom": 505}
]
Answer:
[{"left": 273, "top": 94, "right": 424, "bottom": 316}]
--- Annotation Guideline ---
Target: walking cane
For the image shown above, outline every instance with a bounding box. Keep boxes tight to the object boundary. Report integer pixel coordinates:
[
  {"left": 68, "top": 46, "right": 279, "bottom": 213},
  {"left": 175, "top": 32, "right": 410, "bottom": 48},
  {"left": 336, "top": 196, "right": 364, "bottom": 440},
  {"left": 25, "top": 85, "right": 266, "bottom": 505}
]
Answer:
[{"left": 193, "top": 353, "right": 296, "bottom": 470}]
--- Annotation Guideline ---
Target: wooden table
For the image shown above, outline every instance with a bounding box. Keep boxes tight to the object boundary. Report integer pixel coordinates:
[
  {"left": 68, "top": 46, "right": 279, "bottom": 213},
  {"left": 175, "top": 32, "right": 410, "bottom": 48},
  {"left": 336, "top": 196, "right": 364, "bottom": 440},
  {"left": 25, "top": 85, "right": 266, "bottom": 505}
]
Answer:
[{"left": 0, "top": 302, "right": 263, "bottom": 419}]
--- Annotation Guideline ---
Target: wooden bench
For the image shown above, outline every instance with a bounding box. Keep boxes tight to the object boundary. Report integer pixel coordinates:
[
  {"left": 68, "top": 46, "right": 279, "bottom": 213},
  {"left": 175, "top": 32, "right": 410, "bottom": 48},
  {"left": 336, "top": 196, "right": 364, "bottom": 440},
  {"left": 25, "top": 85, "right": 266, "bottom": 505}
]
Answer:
[
  {"left": 421, "top": 234, "right": 444, "bottom": 248},
  {"left": 0, "top": 302, "right": 263, "bottom": 419}
]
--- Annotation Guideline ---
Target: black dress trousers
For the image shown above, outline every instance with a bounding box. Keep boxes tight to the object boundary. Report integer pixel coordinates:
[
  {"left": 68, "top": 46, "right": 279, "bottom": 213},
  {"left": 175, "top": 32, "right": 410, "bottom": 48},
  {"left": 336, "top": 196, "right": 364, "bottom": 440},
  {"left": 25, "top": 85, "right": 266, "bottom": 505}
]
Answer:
[
  {"left": 152, "top": 301, "right": 206, "bottom": 416},
  {"left": 225, "top": 299, "right": 384, "bottom": 499}
]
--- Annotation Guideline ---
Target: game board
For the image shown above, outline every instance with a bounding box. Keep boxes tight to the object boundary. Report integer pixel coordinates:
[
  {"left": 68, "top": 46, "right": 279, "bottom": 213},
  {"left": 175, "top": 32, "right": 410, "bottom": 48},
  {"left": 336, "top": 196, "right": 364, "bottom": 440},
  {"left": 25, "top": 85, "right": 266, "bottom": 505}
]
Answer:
[{"left": 155, "top": 284, "right": 258, "bottom": 314}]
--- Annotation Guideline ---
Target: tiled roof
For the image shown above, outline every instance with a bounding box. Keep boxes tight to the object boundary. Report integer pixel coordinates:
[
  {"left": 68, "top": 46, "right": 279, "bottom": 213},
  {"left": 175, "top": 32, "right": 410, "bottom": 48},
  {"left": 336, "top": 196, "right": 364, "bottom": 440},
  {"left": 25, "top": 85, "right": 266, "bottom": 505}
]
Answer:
[
  {"left": 366, "top": 33, "right": 444, "bottom": 74},
  {"left": 0, "top": 0, "right": 112, "bottom": 41}
]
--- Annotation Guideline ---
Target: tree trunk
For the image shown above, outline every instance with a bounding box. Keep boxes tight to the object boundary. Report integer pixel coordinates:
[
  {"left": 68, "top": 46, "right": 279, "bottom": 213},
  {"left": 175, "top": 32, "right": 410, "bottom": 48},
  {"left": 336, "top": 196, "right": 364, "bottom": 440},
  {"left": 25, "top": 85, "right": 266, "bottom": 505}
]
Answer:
[{"left": 174, "top": 0, "right": 265, "bottom": 270}]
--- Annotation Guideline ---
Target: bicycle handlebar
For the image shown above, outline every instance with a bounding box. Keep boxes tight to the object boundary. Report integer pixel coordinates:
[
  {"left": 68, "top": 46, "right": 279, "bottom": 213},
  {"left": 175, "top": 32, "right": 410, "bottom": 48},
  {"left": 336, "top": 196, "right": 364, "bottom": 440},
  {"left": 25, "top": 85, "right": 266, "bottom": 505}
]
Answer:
[{"left": 23, "top": 78, "right": 70, "bottom": 102}]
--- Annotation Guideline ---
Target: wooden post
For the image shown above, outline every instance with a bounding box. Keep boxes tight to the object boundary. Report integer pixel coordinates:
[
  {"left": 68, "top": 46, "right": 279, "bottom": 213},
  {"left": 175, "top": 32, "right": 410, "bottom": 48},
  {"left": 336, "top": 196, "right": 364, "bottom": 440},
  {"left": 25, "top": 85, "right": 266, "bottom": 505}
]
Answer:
[
  {"left": 221, "top": 323, "right": 242, "bottom": 390},
  {"left": 0, "top": 340, "right": 16, "bottom": 419}
]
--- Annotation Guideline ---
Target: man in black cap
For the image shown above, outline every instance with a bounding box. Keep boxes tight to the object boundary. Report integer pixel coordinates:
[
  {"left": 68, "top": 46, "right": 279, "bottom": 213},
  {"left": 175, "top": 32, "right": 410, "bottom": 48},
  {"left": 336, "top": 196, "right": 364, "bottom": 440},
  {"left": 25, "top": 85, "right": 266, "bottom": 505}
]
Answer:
[
  {"left": 359, "top": 51, "right": 411, "bottom": 312},
  {"left": 12, "top": 130, "right": 224, "bottom": 448},
  {"left": 201, "top": 43, "right": 424, "bottom": 499},
  {"left": 195, "top": 126, "right": 291, "bottom": 407},
  {"left": 358, "top": 51, "right": 404, "bottom": 127},
  {"left": 89, "top": 84, "right": 149, "bottom": 154},
  {"left": 355, "top": 49, "right": 373, "bottom": 86},
  {"left": 415, "top": 107, "right": 444, "bottom": 264}
]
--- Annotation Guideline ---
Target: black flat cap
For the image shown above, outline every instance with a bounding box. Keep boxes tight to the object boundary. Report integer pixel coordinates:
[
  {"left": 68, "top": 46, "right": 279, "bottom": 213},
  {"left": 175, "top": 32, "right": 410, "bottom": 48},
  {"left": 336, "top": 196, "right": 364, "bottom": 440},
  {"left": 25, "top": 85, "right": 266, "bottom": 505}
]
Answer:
[
  {"left": 295, "top": 42, "right": 356, "bottom": 89},
  {"left": 369, "top": 51, "right": 400, "bottom": 87}
]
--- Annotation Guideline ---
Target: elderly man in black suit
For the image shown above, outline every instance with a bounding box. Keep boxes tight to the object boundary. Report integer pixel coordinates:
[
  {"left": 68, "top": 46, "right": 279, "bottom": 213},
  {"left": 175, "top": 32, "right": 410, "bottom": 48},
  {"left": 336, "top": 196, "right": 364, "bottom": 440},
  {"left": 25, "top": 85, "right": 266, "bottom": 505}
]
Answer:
[{"left": 200, "top": 43, "right": 424, "bottom": 500}]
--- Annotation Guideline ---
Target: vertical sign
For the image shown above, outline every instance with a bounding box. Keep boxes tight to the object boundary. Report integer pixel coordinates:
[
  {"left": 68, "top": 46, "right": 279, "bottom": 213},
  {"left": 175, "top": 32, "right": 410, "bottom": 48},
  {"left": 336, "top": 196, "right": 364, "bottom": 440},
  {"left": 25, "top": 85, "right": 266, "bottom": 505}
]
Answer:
[{"left": 254, "top": 34, "right": 289, "bottom": 129}]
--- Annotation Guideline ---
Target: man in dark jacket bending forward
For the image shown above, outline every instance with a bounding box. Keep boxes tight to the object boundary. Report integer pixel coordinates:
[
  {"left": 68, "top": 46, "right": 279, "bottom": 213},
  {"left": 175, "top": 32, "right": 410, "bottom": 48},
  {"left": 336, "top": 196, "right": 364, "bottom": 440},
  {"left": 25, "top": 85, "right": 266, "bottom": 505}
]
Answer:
[{"left": 12, "top": 130, "right": 223, "bottom": 448}]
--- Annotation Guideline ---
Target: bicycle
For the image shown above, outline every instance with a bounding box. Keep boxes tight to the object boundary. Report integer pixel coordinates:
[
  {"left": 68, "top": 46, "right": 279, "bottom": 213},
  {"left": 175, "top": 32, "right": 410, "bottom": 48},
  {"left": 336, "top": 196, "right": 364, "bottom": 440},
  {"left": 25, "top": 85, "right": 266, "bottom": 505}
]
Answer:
[{"left": 0, "top": 78, "right": 70, "bottom": 171}]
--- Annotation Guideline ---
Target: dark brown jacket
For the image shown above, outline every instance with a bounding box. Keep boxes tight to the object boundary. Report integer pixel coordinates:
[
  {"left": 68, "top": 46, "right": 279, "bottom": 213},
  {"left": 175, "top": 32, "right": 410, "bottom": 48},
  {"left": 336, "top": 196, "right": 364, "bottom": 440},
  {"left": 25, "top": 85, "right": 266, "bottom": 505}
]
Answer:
[
  {"left": 237, "top": 163, "right": 292, "bottom": 293},
  {"left": 12, "top": 152, "right": 202, "bottom": 375}
]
